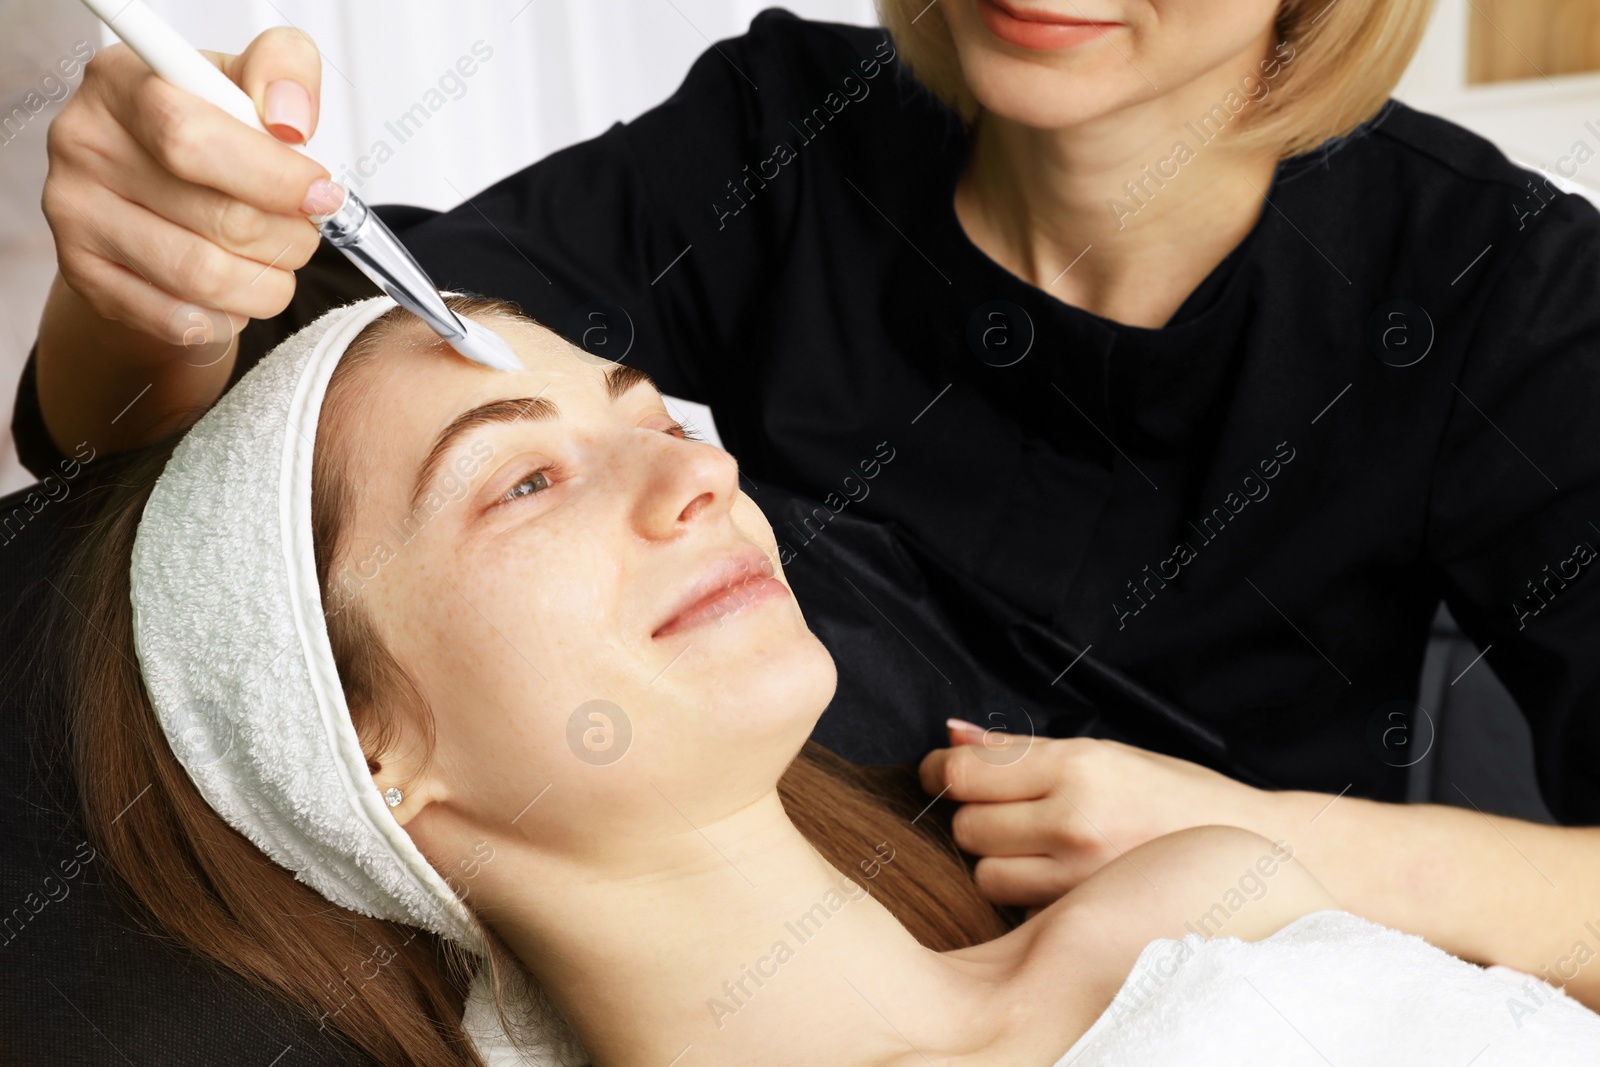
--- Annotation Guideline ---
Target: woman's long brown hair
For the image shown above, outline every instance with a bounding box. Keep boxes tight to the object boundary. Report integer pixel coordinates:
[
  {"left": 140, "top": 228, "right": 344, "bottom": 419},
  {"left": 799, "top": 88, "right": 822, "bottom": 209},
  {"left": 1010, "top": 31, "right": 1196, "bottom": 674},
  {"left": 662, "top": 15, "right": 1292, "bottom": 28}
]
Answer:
[{"left": 57, "top": 297, "right": 1012, "bottom": 1067}]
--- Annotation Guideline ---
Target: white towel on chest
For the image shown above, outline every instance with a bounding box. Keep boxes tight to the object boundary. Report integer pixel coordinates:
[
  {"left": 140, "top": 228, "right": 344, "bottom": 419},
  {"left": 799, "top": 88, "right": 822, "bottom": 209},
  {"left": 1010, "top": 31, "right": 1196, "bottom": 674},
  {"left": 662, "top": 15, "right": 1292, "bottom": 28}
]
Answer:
[{"left": 1053, "top": 909, "right": 1600, "bottom": 1066}]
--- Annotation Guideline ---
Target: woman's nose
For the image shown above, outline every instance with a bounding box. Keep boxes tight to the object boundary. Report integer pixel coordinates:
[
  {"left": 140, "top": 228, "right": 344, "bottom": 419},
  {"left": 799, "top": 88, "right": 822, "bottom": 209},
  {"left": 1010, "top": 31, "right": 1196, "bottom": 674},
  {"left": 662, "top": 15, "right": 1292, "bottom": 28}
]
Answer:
[{"left": 632, "top": 432, "right": 741, "bottom": 540}]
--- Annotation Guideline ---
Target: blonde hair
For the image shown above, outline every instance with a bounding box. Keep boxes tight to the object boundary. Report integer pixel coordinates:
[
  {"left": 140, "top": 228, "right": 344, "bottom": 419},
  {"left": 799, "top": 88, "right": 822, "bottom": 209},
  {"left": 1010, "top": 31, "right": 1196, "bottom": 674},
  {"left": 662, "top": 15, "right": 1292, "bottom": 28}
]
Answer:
[{"left": 873, "top": 0, "right": 1439, "bottom": 159}]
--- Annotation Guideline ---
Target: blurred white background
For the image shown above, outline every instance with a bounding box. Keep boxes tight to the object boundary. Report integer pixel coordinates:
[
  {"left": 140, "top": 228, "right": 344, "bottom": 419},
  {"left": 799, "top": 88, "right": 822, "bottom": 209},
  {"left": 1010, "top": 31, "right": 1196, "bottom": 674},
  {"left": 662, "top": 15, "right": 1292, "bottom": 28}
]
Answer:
[{"left": 2, "top": 0, "right": 1598, "bottom": 493}]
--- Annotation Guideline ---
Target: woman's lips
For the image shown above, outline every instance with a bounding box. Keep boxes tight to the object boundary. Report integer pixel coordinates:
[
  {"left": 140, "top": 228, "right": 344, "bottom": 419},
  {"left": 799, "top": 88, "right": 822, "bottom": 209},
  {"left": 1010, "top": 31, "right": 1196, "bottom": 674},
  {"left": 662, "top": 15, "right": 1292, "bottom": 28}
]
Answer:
[
  {"left": 976, "top": 0, "right": 1122, "bottom": 51},
  {"left": 652, "top": 548, "right": 790, "bottom": 639}
]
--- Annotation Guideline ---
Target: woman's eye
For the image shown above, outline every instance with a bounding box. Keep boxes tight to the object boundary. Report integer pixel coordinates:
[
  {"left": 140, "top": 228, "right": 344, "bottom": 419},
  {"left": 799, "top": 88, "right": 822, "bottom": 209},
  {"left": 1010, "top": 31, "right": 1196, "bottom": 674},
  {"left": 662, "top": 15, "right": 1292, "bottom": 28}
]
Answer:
[
  {"left": 496, "top": 422, "right": 695, "bottom": 507},
  {"left": 500, "top": 467, "right": 555, "bottom": 504}
]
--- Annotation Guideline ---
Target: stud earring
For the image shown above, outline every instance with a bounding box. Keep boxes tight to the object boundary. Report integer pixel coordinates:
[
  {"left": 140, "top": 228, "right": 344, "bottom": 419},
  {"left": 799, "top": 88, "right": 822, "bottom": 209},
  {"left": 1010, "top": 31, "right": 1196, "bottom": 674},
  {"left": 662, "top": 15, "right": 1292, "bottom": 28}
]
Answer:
[{"left": 383, "top": 786, "right": 403, "bottom": 808}]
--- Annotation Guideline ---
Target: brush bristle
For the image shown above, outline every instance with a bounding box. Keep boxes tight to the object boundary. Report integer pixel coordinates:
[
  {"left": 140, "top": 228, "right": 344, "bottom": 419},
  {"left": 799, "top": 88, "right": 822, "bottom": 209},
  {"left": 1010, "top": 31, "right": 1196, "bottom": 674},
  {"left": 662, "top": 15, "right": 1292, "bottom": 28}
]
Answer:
[{"left": 452, "top": 318, "right": 524, "bottom": 372}]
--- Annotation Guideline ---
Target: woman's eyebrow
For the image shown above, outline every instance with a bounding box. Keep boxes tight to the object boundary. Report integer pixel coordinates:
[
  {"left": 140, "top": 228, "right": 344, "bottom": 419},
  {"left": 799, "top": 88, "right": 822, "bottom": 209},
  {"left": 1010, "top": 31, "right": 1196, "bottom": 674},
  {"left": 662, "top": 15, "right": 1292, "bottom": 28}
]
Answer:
[
  {"left": 410, "top": 396, "right": 555, "bottom": 513},
  {"left": 604, "top": 362, "right": 656, "bottom": 401},
  {"left": 407, "top": 363, "right": 659, "bottom": 512}
]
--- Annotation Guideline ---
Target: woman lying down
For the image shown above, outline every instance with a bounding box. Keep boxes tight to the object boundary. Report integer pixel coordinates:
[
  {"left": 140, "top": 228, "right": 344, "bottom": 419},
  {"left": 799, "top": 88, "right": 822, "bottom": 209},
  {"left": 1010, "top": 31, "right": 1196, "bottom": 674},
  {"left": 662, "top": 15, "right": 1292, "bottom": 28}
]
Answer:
[{"left": 60, "top": 294, "right": 1600, "bottom": 1067}]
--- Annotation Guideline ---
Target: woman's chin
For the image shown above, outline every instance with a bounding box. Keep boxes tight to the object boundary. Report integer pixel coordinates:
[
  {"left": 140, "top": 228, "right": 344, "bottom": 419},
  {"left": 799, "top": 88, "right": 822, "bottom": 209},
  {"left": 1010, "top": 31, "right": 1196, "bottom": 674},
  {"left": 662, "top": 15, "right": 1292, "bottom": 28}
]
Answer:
[
  {"left": 683, "top": 625, "right": 837, "bottom": 719},
  {"left": 964, "top": 60, "right": 1142, "bottom": 130}
]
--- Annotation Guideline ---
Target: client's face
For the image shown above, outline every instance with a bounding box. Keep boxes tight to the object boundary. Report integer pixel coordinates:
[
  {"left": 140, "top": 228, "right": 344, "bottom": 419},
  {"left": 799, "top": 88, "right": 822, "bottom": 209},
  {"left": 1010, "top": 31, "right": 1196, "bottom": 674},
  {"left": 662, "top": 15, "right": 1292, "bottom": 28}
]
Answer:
[{"left": 321, "top": 314, "right": 837, "bottom": 865}]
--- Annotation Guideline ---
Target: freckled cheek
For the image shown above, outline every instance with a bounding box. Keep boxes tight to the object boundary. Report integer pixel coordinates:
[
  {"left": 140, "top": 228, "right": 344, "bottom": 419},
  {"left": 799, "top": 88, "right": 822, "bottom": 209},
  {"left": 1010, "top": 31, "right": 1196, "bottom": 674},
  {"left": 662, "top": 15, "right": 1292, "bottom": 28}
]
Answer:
[{"left": 463, "top": 536, "right": 630, "bottom": 656}]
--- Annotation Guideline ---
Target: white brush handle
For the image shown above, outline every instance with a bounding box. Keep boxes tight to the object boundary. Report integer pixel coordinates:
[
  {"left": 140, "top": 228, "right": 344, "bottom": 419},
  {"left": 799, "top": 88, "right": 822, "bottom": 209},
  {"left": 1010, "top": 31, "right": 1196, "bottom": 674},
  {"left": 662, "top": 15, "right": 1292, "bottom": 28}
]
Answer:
[{"left": 79, "top": 0, "right": 321, "bottom": 162}]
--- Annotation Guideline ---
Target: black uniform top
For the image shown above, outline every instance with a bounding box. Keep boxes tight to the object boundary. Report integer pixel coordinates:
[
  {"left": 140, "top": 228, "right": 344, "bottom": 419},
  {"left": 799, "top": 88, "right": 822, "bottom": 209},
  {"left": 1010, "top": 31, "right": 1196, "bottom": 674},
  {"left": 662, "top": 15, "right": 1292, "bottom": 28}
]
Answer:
[{"left": 16, "top": 9, "right": 1600, "bottom": 817}]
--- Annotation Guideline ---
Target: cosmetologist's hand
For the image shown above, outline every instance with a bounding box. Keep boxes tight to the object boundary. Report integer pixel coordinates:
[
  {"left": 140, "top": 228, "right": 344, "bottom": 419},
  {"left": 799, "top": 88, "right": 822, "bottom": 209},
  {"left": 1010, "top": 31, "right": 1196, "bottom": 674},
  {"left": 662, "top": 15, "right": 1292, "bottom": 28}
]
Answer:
[
  {"left": 43, "top": 26, "right": 332, "bottom": 348},
  {"left": 919, "top": 721, "right": 1266, "bottom": 912}
]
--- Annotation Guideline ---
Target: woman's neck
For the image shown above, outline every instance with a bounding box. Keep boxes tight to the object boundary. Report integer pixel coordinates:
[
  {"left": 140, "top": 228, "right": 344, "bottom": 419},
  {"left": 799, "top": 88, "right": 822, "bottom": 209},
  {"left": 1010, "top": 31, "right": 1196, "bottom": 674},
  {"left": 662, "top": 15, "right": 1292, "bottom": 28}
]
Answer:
[
  {"left": 954, "top": 36, "right": 1285, "bottom": 328},
  {"left": 479, "top": 790, "right": 1043, "bottom": 1067}
]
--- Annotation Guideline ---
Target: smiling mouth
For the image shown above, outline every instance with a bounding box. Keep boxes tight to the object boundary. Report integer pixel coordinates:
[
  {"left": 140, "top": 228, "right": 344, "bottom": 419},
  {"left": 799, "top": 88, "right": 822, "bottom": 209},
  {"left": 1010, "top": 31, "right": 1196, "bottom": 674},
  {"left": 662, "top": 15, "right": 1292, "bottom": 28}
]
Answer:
[
  {"left": 652, "top": 547, "right": 791, "bottom": 639},
  {"left": 976, "top": 0, "right": 1123, "bottom": 50}
]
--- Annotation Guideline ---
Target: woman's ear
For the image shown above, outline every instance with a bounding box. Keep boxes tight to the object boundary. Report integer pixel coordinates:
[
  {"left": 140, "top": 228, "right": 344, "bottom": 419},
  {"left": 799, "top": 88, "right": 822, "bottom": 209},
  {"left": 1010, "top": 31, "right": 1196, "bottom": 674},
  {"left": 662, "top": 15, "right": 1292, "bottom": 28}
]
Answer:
[{"left": 364, "top": 737, "right": 444, "bottom": 828}]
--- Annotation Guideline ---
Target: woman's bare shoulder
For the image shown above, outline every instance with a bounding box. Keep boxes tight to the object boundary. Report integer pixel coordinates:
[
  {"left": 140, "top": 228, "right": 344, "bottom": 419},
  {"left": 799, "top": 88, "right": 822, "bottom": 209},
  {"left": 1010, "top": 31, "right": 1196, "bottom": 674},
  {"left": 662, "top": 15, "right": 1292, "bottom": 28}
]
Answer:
[{"left": 1032, "top": 826, "right": 1340, "bottom": 1003}]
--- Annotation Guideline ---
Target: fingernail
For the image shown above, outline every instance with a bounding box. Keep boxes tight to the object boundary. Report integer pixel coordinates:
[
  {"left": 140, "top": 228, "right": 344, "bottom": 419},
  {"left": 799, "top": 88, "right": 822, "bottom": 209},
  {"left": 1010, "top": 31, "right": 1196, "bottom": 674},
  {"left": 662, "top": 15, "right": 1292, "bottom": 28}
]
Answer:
[
  {"left": 300, "top": 178, "right": 344, "bottom": 217},
  {"left": 264, "top": 79, "right": 312, "bottom": 143},
  {"left": 947, "top": 718, "right": 986, "bottom": 745}
]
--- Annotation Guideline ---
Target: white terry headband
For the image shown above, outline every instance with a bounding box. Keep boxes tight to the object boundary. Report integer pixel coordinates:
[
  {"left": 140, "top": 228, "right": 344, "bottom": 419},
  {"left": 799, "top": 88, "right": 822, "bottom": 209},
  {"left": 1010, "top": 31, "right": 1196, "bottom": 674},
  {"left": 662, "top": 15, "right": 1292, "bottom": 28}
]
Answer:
[
  {"left": 127, "top": 294, "right": 476, "bottom": 947},
  {"left": 128, "top": 295, "right": 586, "bottom": 1066}
]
